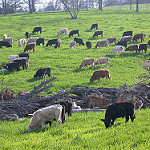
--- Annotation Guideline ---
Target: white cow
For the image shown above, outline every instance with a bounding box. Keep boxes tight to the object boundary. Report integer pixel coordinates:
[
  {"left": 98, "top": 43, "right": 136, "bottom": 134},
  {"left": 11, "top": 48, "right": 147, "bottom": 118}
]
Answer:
[
  {"left": 112, "top": 45, "right": 124, "bottom": 54},
  {"left": 8, "top": 55, "right": 19, "bottom": 62},
  {"left": 18, "top": 38, "right": 26, "bottom": 47},
  {"left": 57, "top": 28, "right": 69, "bottom": 35},
  {"left": 94, "top": 57, "right": 109, "bottom": 67},
  {"left": 27, "top": 37, "right": 38, "bottom": 44},
  {"left": 79, "top": 58, "right": 95, "bottom": 69},
  {"left": 69, "top": 41, "right": 76, "bottom": 49}
]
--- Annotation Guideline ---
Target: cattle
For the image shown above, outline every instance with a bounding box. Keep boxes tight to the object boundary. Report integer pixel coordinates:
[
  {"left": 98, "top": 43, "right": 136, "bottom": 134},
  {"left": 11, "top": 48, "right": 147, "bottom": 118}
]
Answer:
[
  {"left": 46, "top": 39, "right": 58, "bottom": 47},
  {"left": 94, "top": 57, "right": 109, "bottom": 68},
  {"left": 122, "top": 31, "right": 133, "bottom": 37},
  {"left": 57, "top": 28, "right": 68, "bottom": 35},
  {"left": 90, "top": 23, "right": 98, "bottom": 30},
  {"left": 69, "top": 30, "right": 79, "bottom": 37},
  {"left": 148, "top": 40, "right": 150, "bottom": 48},
  {"left": 32, "top": 27, "right": 42, "bottom": 34},
  {"left": 139, "top": 44, "right": 147, "bottom": 53},
  {"left": 120, "top": 35, "right": 132, "bottom": 43},
  {"left": 90, "top": 69, "right": 111, "bottom": 82},
  {"left": 25, "top": 32, "right": 30, "bottom": 38},
  {"left": 95, "top": 40, "right": 109, "bottom": 48},
  {"left": 27, "top": 37, "right": 38, "bottom": 44},
  {"left": 54, "top": 39, "right": 61, "bottom": 48},
  {"left": 18, "top": 38, "right": 26, "bottom": 47},
  {"left": 3, "top": 34, "right": 7, "bottom": 40},
  {"left": 19, "top": 53, "right": 30, "bottom": 59},
  {"left": 101, "top": 102, "right": 135, "bottom": 128},
  {"left": 36, "top": 38, "right": 45, "bottom": 46},
  {"left": 69, "top": 41, "right": 76, "bottom": 49},
  {"left": 125, "top": 45, "right": 138, "bottom": 53},
  {"left": 79, "top": 58, "right": 94, "bottom": 69},
  {"left": 74, "top": 38, "right": 84, "bottom": 46},
  {"left": 28, "top": 104, "right": 65, "bottom": 132},
  {"left": 3, "top": 37, "right": 13, "bottom": 44},
  {"left": 132, "top": 34, "right": 146, "bottom": 42},
  {"left": 86, "top": 41, "right": 92, "bottom": 49},
  {"left": 14, "top": 57, "right": 29, "bottom": 70},
  {"left": 8, "top": 55, "right": 19, "bottom": 62},
  {"left": 112, "top": 45, "right": 124, "bottom": 54},
  {"left": 3, "top": 62, "right": 20, "bottom": 72},
  {"left": 116, "top": 41, "right": 127, "bottom": 48},
  {"left": 107, "top": 37, "right": 117, "bottom": 45},
  {"left": 0, "top": 41, "right": 12, "bottom": 48},
  {"left": 93, "top": 30, "right": 103, "bottom": 38},
  {"left": 34, "top": 68, "right": 51, "bottom": 78},
  {"left": 24, "top": 43, "right": 35, "bottom": 52}
]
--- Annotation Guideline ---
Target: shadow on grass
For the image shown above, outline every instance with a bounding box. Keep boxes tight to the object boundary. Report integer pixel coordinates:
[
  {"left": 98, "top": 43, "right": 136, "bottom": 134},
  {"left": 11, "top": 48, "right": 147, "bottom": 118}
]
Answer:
[
  {"left": 27, "top": 77, "right": 44, "bottom": 82},
  {"left": 85, "top": 30, "right": 92, "bottom": 32},
  {"left": 73, "top": 67, "right": 94, "bottom": 73}
]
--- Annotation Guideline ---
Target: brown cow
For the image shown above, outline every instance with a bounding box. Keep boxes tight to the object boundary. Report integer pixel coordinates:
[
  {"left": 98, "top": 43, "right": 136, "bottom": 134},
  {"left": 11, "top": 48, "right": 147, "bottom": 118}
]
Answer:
[
  {"left": 90, "top": 69, "right": 111, "bottom": 82},
  {"left": 132, "top": 34, "right": 146, "bottom": 42},
  {"left": 24, "top": 43, "right": 35, "bottom": 52},
  {"left": 125, "top": 44, "right": 139, "bottom": 53}
]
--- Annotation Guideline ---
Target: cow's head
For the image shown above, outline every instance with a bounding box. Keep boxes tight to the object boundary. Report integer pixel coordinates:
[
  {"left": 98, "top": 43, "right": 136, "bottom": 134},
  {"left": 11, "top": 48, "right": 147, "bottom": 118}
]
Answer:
[{"left": 101, "top": 119, "right": 110, "bottom": 128}]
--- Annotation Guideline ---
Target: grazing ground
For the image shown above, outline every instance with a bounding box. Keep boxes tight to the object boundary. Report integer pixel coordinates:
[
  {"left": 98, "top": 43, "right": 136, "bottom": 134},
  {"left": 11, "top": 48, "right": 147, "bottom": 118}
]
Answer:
[{"left": 0, "top": 6, "right": 150, "bottom": 96}]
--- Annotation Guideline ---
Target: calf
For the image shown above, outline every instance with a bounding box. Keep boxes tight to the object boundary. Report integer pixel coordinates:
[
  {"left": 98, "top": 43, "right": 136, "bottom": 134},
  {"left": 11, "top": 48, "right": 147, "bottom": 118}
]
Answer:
[
  {"left": 90, "top": 23, "right": 98, "bottom": 30},
  {"left": 54, "top": 39, "right": 61, "bottom": 48},
  {"left": 32, "top": 27, "right": 42, "bottom": 34},
  {"left": 125, "top": 45, "right": 138, "bottom": 53},
  {"left": 94, "top": 57, "right": 109, "bottom": 68},
  {"left": 90, "top": 69, "right": 111, "bottom": 82},
  {"left": 95, "top": 40, "right": 109, "bottom": 48},
  {"left": 36, "top": 38, "right": 45, "bottom": 46},
  {"left": 93, "top": 30, "right": 103, "bottom": 38},
  {"left": 25, "top": 32, "right": 30, "bottom": 38},
  {"left": 24, "top": 43, "right": 35, "bottom": 52},
  {"left": 69, "top": 30, "right": 79, "bottom": 37},
  {"left": 18, "top": 38, "right": 26, "bottom": 47},
  {"left": 139, "top": 44, "right": 147, "bottom": 53},
  {"left": 122, "top": 31, "right": 133, "bottom": 37},
  {"left": 3, "top": 62, "right": 20, "bottom": 72},
  {"left": 46, "top": 39, "right": 58, "bottom": 47},
  {"left": 86, "top": 41, "right": 92, "bottom": 49},
  {"left": 57, "top": 28, "right": 68, "bottom": 35},
  {"left": 34, "top": 68, "right": 51, "bottom": 78},
  {"left": 0, "top": 41, "right": 12, "bottom": 48},
  {"left": 69, "top": 41, "right": 76, "bottom": 49},
  {"left": 107, "top": 37, "right": 117, "bottom": 45},
  {"left": 74, "top": 38, "right": 84, "bottom": 46},
  {"left": 132, "top": 34, "right": 146, "bottom": 42},
  {"left": 27, "top": 37, "right": 38, "bottom": 44},
  {"left": 79, "top": 58, "right": 94, "bottom": 69},
  {"left": 101, "top": 102, "right": 135, "bottom": 128},
  {"left": 117, "top": 41, "right": 127, "bottom": 48},
  {"left": 112, "top": 45, "right": 124, "bottom": 54}
]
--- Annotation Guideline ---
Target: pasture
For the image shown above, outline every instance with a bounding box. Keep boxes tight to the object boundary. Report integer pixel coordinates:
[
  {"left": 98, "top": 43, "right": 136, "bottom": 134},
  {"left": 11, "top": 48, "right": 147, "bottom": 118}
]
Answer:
[{"left": 0, "top": 7, "right": 150, "bottom": 96}]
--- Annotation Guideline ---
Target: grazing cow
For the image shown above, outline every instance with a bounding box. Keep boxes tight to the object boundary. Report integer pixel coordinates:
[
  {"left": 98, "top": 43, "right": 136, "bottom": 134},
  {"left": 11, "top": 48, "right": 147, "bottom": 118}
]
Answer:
[
  {"left": 69, "top": 30, "right": 79, "bottom": 37},
  {"left": 74, "top": 38, "right": 84, "bottom": 46},
  {"left": 116, "top": 41, "right": 127, "bottom": 48},
  {"left": 54, "top": 39, "right": 61, "bottom": 48},
  {"left": 112, "top": 45, "right": 124, "bottom": 54},
  {"left": 24, "top": 43, "right": 35, "bottom": 52},
  {"left": 148, "top": 40, "right": 150, "bottom": 47},
  {"left": 94, "top": 57, "right": 109, "bottom": 68},
  {"left": 8, "top": 55, "right": 19, "bottom": 62},
  {"left": 95, "top": 40, "right": 109, "bottom": 48},
  {"left": 18, "top": 38, "right": 26, "bottom": 47},
  {"left": 101, "top": 102, "right": 135, "bottom": 128},
  {"left": 90, "top": 23, "right": 98, "bottom": 30},
  {"left": 139, "top": 44, "right": 147, "bottom": 53},
  {"left": 122, "top": 31, "right": 133, "bottom": 37},
  {"left": 27, "top": 37, "right": 38, "bottom": 44},
  {"left": 25, "top": 32, "right": 30, "bottom": 38},
  {"left": 69, "top": 41, "right": 76, "bottom": 49},
  {"left": 125, "top": 45, "right": 138, "bottom": 53},
  {"left": 28, "top": 104, "right": 65, "bottom": 132},
  {"left": 36, "top": 38, "right": 45, "bottom": 46},
  {"left": 46, "top": 39, "right": 58, "bottom": 47},
  {"left": 107, "top": 37, "right": 117, "bottom": 45},
  {"left": 14, "top": 57, "right": 29, "bottom": 70},
  {"left": 57, "top": 28, "right": 68, "bottom": 35},
  {"left": 0, "top": 41, "right": 12, "bottom": 48},
  {"left": 3, "top": 37, "right": 13, "bottom": 44},
  {"left": 120, "top": 35, "right": 132, "bottom": 43},
  {"left": 132, "top": 34, "right": 146, "bottom": 42},
  {"left": 93, "top": 30, "right": 103, "bottom": 38},
  {"left": 90, "top": 69, "right": 111, "bottom": 82},
  {"left": 86, "top": 41, "right": 92, "bottom": 49},
  {"left": 3, "top": 62, "right": 20, "bottom": 72},
  {"left": 32, "top": 27, "right": 42, "bottom": 34},
  {"left": 19, "top": 53, "right": 30, "bottom": 59},
  {"left": 34, "top": 68, "right": 51, "bottom": 78},
  {"left": 79, "top": 58, "right": 94, "bottom": 69}
]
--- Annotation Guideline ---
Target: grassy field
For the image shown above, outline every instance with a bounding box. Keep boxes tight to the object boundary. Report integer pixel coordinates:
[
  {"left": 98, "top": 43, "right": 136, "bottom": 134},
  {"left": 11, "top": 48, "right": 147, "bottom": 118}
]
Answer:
[
  {"left": 0, "top": 108, "right": 150, "bottom": 149},
  {"left": 0, "top": 8, "right": 150, "bottom": 96}
]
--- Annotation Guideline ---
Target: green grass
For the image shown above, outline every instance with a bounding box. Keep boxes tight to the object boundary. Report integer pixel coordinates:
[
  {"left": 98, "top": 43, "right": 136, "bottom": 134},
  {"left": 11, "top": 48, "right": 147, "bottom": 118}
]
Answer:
[
  {"left": 0, "top": 6, "right": 150, "bottom": 96},
  {"left": 0, "top": 108, "right": 150, "bottom": 149}
]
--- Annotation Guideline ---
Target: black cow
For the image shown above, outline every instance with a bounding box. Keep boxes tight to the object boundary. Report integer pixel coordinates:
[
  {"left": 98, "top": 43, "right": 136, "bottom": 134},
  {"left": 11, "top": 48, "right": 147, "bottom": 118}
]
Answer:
[
  {"left": 122, "top": 31, "right": 133, "bottom": 37},
  {"left": 36, "top": 38, "right": 45, "bottom": 46},
  {"left": 14, "top": 57, "right": 28, "bottom": 70},
  {"left": 74, "top": 38, "right": 84, "bottom": 46},
  {"left": 25, "top": 32, "right": 30, "bottom": 38},
  {"left": 86, "top": 41, "right": 92, "bottom": 48},
  {"left": 69, "top": 30, "right": 79, "bottom": 37},
  {"left": 0, "top": 41, "right": 12, "bottom": 48},
  {"left": 139, "top": 44, "right": 147, "bottom": 53},
  {"left": 101, "top": 102, "right": 135, "bottom": 128},
  {"left": 3, "top": 62, "right": 20, "bottom": 72},
  {"left": 90, "top": 23, "right": 98, "bottom": 30},
  {"left": 117, "top": 41, "right": 127, "bottom": 48},
  {"left": 19, "top": 53, "right": 30, "bottom": 59},
  {"left": 32, "top": 27, "right": 42, "bottom": 34},
  {"left": 46, "top": 39, "right": 58, "bottom": 47},
  {"left": 93, "top": 30, "right": 103, "bottom": 38},
  {"left": 34, "top": 68, "right": 51, "bottom": 78}
]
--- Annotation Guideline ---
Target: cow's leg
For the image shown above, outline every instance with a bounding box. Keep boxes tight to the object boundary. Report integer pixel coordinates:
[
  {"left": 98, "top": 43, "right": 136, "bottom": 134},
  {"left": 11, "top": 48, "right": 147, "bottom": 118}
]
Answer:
[
  {"left": 130, "top": 115, "right": 135, "bottom": 122},
  {"left": 125, "top": 115, "right": 129, "bottom": 122},
  {"left": 42, "top": 122, "right": 46, "bottom": 128},
  {"left": 111, "top": 120, "right": 114, "bottom": 125}
]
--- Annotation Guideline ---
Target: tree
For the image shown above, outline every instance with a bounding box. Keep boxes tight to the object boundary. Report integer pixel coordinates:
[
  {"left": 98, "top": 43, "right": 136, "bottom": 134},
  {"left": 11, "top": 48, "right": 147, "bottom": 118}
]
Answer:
[
  {"left": 136, "top": 0, "right": 139, "bottom": 12},
  {"left": 9, "top": 0, "right": 23, "bottom": 13},
  {"left": 98, "top": 0, "right": 102, "bottom": 11}
]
